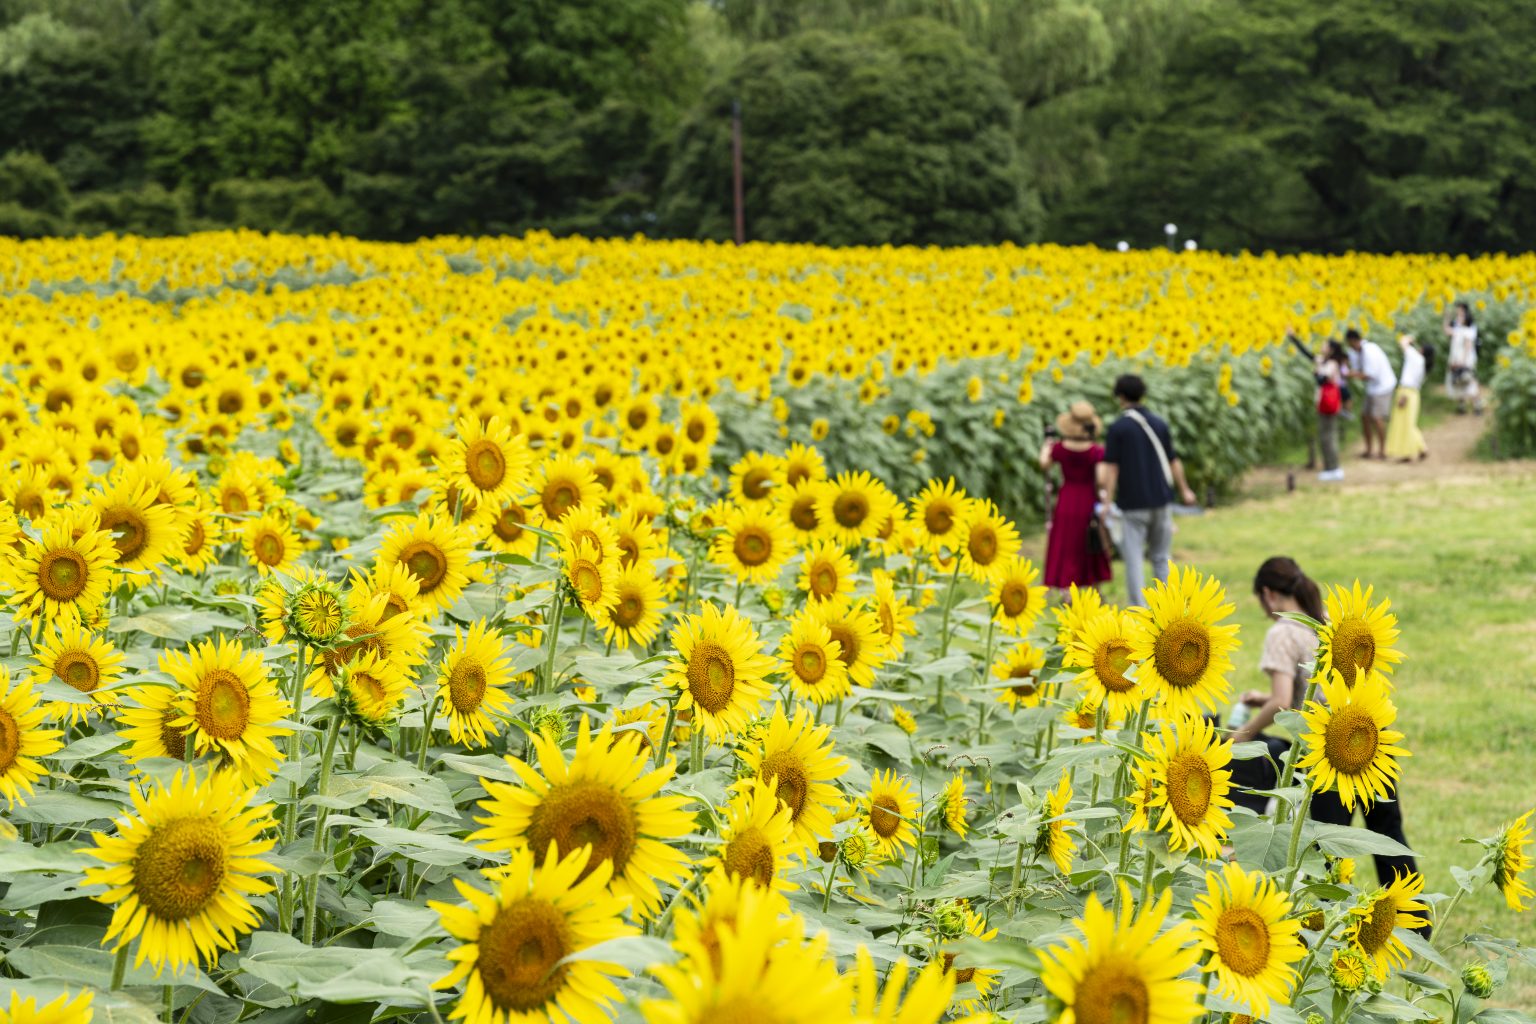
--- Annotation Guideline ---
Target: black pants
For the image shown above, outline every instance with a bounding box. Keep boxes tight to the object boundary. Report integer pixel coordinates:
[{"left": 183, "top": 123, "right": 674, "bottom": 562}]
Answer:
[
  {"left": 1228, "top": 735, "right": 1289, "bottom": 815},
  {"left": 1310, "top": 785, "right": 1418, "bottom": 886}
]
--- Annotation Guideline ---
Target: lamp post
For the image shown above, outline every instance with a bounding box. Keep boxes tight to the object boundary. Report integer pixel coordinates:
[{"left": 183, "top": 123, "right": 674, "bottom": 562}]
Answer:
[
  {"left": 731, "top": 99, "right": 745, "bottom": 246},
  {"left": 1164, "top": 223, "right": 1177, "bottom": 250}
]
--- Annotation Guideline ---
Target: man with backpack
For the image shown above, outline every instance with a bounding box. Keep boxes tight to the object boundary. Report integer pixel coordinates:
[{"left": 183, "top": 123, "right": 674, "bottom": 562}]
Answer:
[{"left": 1097, "top": 374, "right": 1198, "bottom": 607}]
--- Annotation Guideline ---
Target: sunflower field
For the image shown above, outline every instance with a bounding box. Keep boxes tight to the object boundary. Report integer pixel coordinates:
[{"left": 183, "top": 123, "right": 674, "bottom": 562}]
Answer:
[{"left": 0, "top": 232, "right": 1533, "bottom": 1024}]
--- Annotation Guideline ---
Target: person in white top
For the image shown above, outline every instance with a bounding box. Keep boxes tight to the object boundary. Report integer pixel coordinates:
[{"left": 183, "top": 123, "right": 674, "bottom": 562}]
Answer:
[
  {"left": 1385, "top": 334, "right": 1429, "bottom": 461},
  {"left": 1345, "top": 328, "right": 1397, "bottom": 460},
  {"left": 1443, "top": 301, "right": 1484, "bottom": 414}
]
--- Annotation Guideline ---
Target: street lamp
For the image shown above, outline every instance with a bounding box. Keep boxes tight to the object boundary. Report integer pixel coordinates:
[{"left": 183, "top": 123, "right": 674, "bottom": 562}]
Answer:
[
  {"left": 1184, "top": 239, "right": 1198, "bottom": 251},
  {"left": 1116, "top": 240, "right": 1130, "bottom": 252},
  {"left": 1164, "top": 223, "right": 1177, "bottom": 250}
]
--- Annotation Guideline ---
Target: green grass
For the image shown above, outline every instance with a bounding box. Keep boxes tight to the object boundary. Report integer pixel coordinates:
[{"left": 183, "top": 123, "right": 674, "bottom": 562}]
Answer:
[{"left": 1122, "top": 473, "right": 1536, "bottom": 1004}]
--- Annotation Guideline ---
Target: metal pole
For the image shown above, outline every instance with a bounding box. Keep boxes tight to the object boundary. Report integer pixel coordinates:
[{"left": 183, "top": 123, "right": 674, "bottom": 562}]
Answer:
[{"left": 731, "top": 99, "right": 745, "bottom": 245}]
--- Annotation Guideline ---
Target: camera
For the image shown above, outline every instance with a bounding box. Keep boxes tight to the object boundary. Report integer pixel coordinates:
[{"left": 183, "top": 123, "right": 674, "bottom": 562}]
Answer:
[{"left": 1043, "top": 418, "right": 1060, "bottom": 440}]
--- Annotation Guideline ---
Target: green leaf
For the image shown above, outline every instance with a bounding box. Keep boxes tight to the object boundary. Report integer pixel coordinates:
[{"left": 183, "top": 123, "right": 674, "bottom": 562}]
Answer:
[
  {"left": 353, "top": 824, "right": 497, "bottom": 867},
  {"left": 112, "top": 607, "right": 246, "bottom": 641},
  {"left": 368, "top": 899, "right": 440, "bottom": 939},
  {"left": 239, "top": 932, "right": 436, "bottom": 1005},
  {"left": 5, "top": 945, "right": 224, "bottom": 994},
  {"left": 556, "top": 935, "right": 672, "bottom": 972},
  {"left": 52, "top": 731, "right": 128, "bottom": 764},
  {"left": 0, "top": 840, "right": 92, "bottom": 874},
  {"left": 10, "top": 790, "right": 124, "bottom": 825},
  {"left": 1309, "top": 822, "right": 1415, "bottom": 859},
  {"left": 1399, "top": 928, "right": 1453, "bottom": 972}
]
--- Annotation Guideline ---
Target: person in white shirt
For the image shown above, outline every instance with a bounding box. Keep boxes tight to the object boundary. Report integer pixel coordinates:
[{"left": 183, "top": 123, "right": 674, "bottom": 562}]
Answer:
[
  {"left": 1385, "top": 334, "right": 1429, "bottom": 462},
  {"left": 1443, "top": 301, "right": 1484, "bottom": 414},
  {"left": 1345, "top": 328, "right": 1396, "bottom": 460}
]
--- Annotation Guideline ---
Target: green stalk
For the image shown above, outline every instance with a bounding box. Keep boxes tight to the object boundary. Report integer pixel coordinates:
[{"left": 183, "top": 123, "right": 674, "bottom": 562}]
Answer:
[
  {"left": 163, "top": 984, "right": 173, "bottom": 1023},
  {"left": 417, "top": 687, "right": 437, "bottom": 770},
  {"left": 654, "top": 698, "right": 678, "bottom": 767},
  {"left": 110, "top": 944, "right": 129, "bottom": 990},
  {"left": 821, "top": 858, "right": 837, "bottom": 912},
  {"left": 1089, "top": 704, "right": 1107, "bottom": 803},
  {"left": 1281, "top": 785, "right": 1317, "bottom": 891},
  {"left": 935, "top": 560, "right": 964, "bottom": 713},
  {"left": 539, "top": 587, "right": 566, "bottom": 694},
  {"left": 689, "top": 725, "right": 705, "bottom": 774}
]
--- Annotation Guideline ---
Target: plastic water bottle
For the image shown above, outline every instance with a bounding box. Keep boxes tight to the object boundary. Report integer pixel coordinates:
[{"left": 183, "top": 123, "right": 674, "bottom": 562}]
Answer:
[{"left": 1225, "top": 703, "right": 1250, "bottom": 730}]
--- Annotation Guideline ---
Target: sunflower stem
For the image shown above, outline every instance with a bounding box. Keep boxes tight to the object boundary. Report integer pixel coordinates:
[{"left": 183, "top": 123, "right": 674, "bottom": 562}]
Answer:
[
  {"left": 539, "top": 587, "right": 566, "bottom": 694},
  {"left": 313, "top": 714, "right": 343, "bottom": 849},
  {"left": 1272, "top": 680, "right": 1317, "bottom": 826},
  {"left": 1295, "top": 910, "right": 1348, "bottom": 988},
  {"left": 416, "top": 686, "right": 437, "bottom": 771},
  {"left": 689, "top": 724, "right": 705, "bottom": 773},
  {"left": 1008, "top": 842, "right": 1025, "bottom": 909},
  {"left": 163, "top": 983, "right": 173, "bottom": 1023},
  {"left": 654, "top": 697, "right": 678, "bottom": 768},
  {"left": 110, "top": 943, "right": 129, "bottom": 990},
  {"left": 1140, "top": 844, "right": 1156, "bottom": 906},
  {"left": 1089, "top": 704, "right": 1107, "bottom": 804},
  {"left": 1281, "top": 784, "right": 1316, "bottom": 891},
  {"left": 1112, "top": 830, "right": 1133, "bottom": 914}
]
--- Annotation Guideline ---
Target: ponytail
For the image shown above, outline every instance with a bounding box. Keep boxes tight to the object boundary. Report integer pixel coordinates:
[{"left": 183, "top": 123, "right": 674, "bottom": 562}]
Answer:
[{"left": 1253, "top": 556, "right": 1325, "bottom": 622}]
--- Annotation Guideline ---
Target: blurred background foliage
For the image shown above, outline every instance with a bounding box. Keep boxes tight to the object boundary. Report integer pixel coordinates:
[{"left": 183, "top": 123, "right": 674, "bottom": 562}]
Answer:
[{"left": 4, "top": 0, "right": 1536, "bottom": 252}]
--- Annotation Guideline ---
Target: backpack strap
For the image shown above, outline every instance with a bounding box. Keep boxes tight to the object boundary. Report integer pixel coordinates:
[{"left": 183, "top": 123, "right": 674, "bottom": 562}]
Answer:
[{"left": 1125, "top": 410, "right": 1174, "bottom": 488}]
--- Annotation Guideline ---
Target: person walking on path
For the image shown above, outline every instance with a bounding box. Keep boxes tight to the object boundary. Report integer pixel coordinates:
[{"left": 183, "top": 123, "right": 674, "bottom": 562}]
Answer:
[
  {"left": 1346, "top": 328, "right": 1396, "bottom": 460},
  {"left": 1443, "top": 301, "right": 1484, "bottom": 415},
  {"left": 1039, "top": 401, "right": 1112, "bottom": 593},
  {"left": 1098, "top": 374, "right": 1196, "bottom": 608},
  {"left": 1315, "top": 339, "right": 1348, "bottom": 481},
  {"left": 1385, "top": 334, "right": 1430, "bottom": 462}
]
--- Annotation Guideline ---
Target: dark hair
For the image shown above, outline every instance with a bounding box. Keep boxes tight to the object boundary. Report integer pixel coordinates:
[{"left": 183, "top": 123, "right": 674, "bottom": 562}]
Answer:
[
  {"left": 1344, "top": 327, "right": 1363, "bottom": 343},
  {"left": 1323, "top": 339, "right": 1347, "bottom": 364},
  {"left": 1112, "top": 374, "right": 1146, "bottom": 403},
  {"left": 1454, "top": 300, "right": 1475, "bottom": 327},
  {"left": 1253, "top": 556, "right": 1324, "bottom": 623}
]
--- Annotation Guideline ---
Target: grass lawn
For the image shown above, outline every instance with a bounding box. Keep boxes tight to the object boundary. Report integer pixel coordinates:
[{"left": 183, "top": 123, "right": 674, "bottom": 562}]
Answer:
[{"left": 1124, "top": 470, "right": 1536, "bottom": 1005}]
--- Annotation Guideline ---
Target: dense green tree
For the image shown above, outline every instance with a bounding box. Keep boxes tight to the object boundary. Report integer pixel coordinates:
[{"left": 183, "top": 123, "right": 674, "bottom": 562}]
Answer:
[{"left": 659, "top": 19, "right": 1039, "bottom": 245}]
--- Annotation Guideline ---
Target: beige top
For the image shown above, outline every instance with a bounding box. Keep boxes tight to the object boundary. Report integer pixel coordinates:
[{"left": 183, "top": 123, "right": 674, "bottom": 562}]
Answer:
[{"left": 1259, "top": 618, "right": 1318, "bottom": 708}]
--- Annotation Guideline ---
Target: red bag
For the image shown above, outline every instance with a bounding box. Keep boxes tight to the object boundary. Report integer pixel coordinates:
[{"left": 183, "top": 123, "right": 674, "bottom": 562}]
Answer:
[{"left": 1317, "top": 381, "right": 1341, "bottom": 415}]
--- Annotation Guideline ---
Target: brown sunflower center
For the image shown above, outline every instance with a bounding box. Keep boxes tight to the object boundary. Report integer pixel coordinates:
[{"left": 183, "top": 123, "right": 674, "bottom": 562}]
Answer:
[
  {"left": 1323, "top": 705, "right": 1380, "bottom": 776},
  {"left": 221, "top": 488, "right": 250, "bottom": 515},
  {"left": 159, "top": 708, "right": 186, "bottom": 760},
  {"left": 686, "top": 640, "right": 736, "bottom": 713},
  {"left": 253, "top": 531, "right": 285, "bottom": 566},
  {"left": 1356, "top": 894, "right": 1397, "bottom": 955},
  {"left": 1165, "top": 749, "right": 1213, "bottom": 825},
  {"left": 399, "top": 540, "right": 448, "bottom": 591},
  {"left": 824, "top": 622, "right": 860, "bottom": 669},
  {"left": 526, "top": 780, "right": 638, "bottom": 880},
  {"left": 722, "top": 826, "right": 776, "bottom": 888},
  {"left": 809, "top": 562, "right": 838, "bottom": 598},
  {"left": 492, "top": 504, "right": 525, "bottom": 544},
  {"left": 183, "top": 519, "right": 207, "bottom": 556},
  {"left": 449, "top": 660, "right": 487, "bottom": 714},
  {"left": 870, "top": 794, "right": 903, "bottom": 839},
  {"left": 924, "top": 502, "right": 955, "bottom": 536},
  {"left": 55, "top": 651, "right": 100, "bottom": 693},
  {"left": 733, "top": 527, "right": 772, "bottom": 567},
  {"left": 1000, "top": 581, "right": 1032, "bottom": 619},
  {"left": 1093, "top": 640, "right": 1136, "bottom": 693},
  {"left": 1074, "top": 962, "right": 1149, "bottom": 1024},
  {"left": 0, "top": 708, "right": 18, "bottom": 771},
  {"left": 475, "top": 897, "right": 572, "bottom": 1014},
  {"left": 967, "top": 523, "right": 999, "bottom": 566},
  {"left": 465, "top": 439, "right": 507, "bottom": 491},
  {"left": 1153, "top": 617, "right": 1210, "bottom": 689},
  {"left": 38, "top": 548, "right": 89, "bottom": 601},
  {"left": 99, "top": 505, "right": 150, "bottom": 562},
  {"left": 741, "top": 468, "right": 772, "bottom": 501},
  {"left": 790, "top": 495, "right": 819, "bottom": 532},
  {"left": 832, "top": 492, "right": 868, "bottom": 529},
  {"left": 541, "top": 480, "right": 579, "bottom": 520},
  {"left": 1331, "top": 619, "right": 1377, "bottom": 678},
  {"left": 759, "top": 752, "right": 808, "bottom": 821},
  {"left": 611, "top": 592, "right": 645, "bottom": 630},
  {"left": 1215, "top": 906, "right": 1272, "bottom": 977},
  {"left": 792, "top": 644, "right": 827, "bottom": 684},
  {"left": 569, "top": 560, "right": 603, "bottom": 606},
  {"left": 132, "top": 817, "right": 227, "bottom": 922},
  {"left": 195, "top": 669, "right": 251, "bottom": 740}
]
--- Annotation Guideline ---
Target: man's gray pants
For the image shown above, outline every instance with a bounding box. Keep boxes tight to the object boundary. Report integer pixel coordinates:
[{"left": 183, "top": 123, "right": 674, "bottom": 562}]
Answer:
[{"left": 1120, "top": 505, "right": 1173, "bottom": 607}]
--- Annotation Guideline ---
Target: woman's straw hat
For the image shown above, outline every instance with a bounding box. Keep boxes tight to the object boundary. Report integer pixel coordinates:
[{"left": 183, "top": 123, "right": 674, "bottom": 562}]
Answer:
[{"left": 1055, "top": 401, "right": 1102, "bottom": 441}]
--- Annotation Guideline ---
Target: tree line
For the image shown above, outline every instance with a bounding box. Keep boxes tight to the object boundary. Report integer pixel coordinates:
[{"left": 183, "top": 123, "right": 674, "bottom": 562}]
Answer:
[{"left": 2, "top": 0, "right": 1534, "bottom": 252}]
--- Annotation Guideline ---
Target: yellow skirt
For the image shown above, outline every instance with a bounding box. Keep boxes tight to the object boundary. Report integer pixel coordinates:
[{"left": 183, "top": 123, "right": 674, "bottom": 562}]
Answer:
[{"left": 1384, "top": 386, "right": 1426, "bottom": 459}]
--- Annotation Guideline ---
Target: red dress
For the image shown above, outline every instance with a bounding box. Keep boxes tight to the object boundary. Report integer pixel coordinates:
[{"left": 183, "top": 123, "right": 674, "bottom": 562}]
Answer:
[{"left": 1044, "top": 442, "right": 1112, "bottom": 588}]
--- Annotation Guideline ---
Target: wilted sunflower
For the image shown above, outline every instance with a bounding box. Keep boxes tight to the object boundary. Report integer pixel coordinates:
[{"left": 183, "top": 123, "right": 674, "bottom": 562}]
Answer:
[
  {"left": 737, "top": 703, "right": 848, "bottom": 851},
  {"left": 472, "top": 720, "right": 694, "bottom": 919},
  {"left": 1065, "top": 608, "right": 1146, "bottom": 719},
  {"left": 935, "top": 775, "right": 968, "bottom": 838},
  {"left": 375, "top": 511, "right": 478, "bottom": 615},
  {"left": 1138, "top": 713, "right": 1235, "bottom": 857},
  {"left": 444, "top": 415, "right": 532, "bottom": 509},
  {"left": 993, "top": 642, "right": 1047, "bottom": 711},
  {"left": 712, "top": 502, "right": 793, "bottom": 585},
  {"left": 84, "top": 768, "right": 277, "bottom": 974},
  {"left": 0, "top": 669, "right": 64, "bottom": 807},
  {"left": 704, "top": 777, "right": 798, "bottom": 890},
  {"left": 1036, "top": 771, "right": 1078, "bottom": 874},
  {"left": 1, "top": 989, "right": 95, "bottom": 1024},
  {"left": 1295, "top": 669, "right": 1410, "bottom": 812},
  {"left": 909, "top": 478, "right": 973, "bottom": 555},
  {"left": 815, "top": 470, "right": 895, "bottom": 548},
  {"left": 861, "top": 769, "right": 918, "bottom": 860},
  {"left": 240, "top": 511, "right": 301, "bottom": 578},
  {"left": 797, "top": 539, "right": 856, "bottom": 605},
  {"left": 561, "top": 537, "right": 620, "bottom": 620},
  {"left": 848, "top": 947, "right": 954, "bottom": 1024},
  {"left": 807, "top": 598, "right": 889, "bottom": 689},
  {"left": 665, "top": 602, "right": 777, "bottom": 740},
  {"left": 778, "top": 615, "right": 851, "bottom": 706},
  {"left": 1348, "top": 872, "right": 1428, "bottom": 980},
  {"left": 1037, "top": 884, "right": 1203, "bottom": 1024},
  {"left": 1, "top": 507, "right": 118, "bottom": 630},
  {"left": 436, "top": 618, "right": 517, "bottom": 747},
  {"left": 958, "top": 500, "right": 1021, "bottom": 584},
  {"left": 430, "top": 846, "right": 634, "bottom": 1024},
  {"left": 728, "top": 450, "right": 784, "bottom": 506},
  {"left": 29, "top": 619, "right": 125, "bottom": 724},
  {"left": 161, "top": 637, "right": 293, "bottom": 786},
  {"left": 989, "top": 555, "right": 1048, "bottom": 636},
  {"left": 1193, "top": 862, "right": 1305, "bottom": 1016},
  {"left": 1127, "top": 565, "right": 1239, "bottom": 718},
  {"left": 1317, "top": 580, "right": 1403, "bottom": 685},
  {"left": 1492, "top": 810, "right": 1534, "bottom": 912},
  {"left": 336, "top": 652, "right": 409, "bottom": 727}
]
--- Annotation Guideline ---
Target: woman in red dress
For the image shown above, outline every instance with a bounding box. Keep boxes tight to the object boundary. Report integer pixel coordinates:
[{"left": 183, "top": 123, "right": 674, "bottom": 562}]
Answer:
[{"left": 1039, "top": 402, "right": 1112, "bottom": 592}]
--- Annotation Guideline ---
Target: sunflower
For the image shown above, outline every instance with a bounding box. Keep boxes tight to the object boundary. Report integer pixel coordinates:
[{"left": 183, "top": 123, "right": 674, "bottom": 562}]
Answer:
[
  {"left": 89, "top": 477, "right": 182, "bottom": 581},
  {"left": 1, "top": 508, "right": 118, "bottom": 630},
  {"left": 0, "top": 670, "right": 64, "bottom": 807},
  {"left": 937, "top": 901, "right": 1000, "bottom": 1016},
  {"left": 597, "top": 563, "right": 667, "bottom": 651},
  {"left": 1317, "top": 581, "right": 1403, "bottom": 685},
  {"left": 30, "top": 620, "right": 125, "bottom": 723},
  {"left": 737, "top": 703, "right": 847, "bottom": 850},
  {"left": 306, "top": 590, "right": 425, "bottom": 699},
  {"left": 117, "top": 684, "right": 189, "bottom": 769},
  {"left": 562, "top": 537, "right": 620, "bottom": 620},
  {"left": 672, "top": 868, "right": 799, "bottom": 976},
  {"left": 994, "top": 642, "right": 1047, "bottom": 711},
  {"left": 797, "top": 538, "right": 856, "bottom": 605},
  {"left": 665, "top": 602, "right": 777, "bottom": 740},
  {"left": 612, "top": 507, "right": 662, "bottom": 569},
  {"left": 162, "top": 637, "right": 293, "bottom": 787},
  {"left": 935, "top": 775, "right": 968, "bottom": 838},
  {"left": 958, "top": 500, "right": 1020, "bottom": 584},
  {"left": 1193, "top": 862, "right": 1305, "bottom": 1016},
  {"left": 815, "top": 470, "right": 895, "bottom": 548},
  {"left": 437, "top": 618, "right": 517, "bottom": 747},
  {"left": 861, "top": 770, "right": 918, "bottom": 861},
  {"left": 848, "top": 947, "right": 954, "bottom": 1024},
  {"left": 431, "top": 845, "right": 635, "bottom": 1024},
  {"left": 1036, "top": 770, "right": 1078, "bottom": 874},
  {"left": 807, "top": 598, "right": 888, "bottom": 688},
  {"left": 531, "top": 453, "right": 601, "bottom": 524},
  {"left": 284, "top": 575, "right": 349, "bottom": 646},
  {"left": 558, "top": 505, "right": 621, "bottom": 565},
  {"left": 444, "top": 415, "right": 532, "bottom": 509},
  {"left": 1138, "top": 714, "right": 1235, "bottom": 857},
  {"left": 776, "top": 479, "right": 826, "bottom": 546},
  {"left": 472, "top": 720, "right": 694, "bottom": 918},
  {"left": 172, "top": 500, "right": 225, "bottom": 574},
  {"left": 1, "top": 989, "right": 95, "bottom": 1024},
  {"left": 336, "top": 652, "right": 409, "bottom": 727},
  {"left": 240, "top": 511, "right": 300, "bottom": 578},
  {"left": 1127, "top": 565, "right": 1239, "bottom": 718},
  {"left": 355, "top": 561, "right": 422, "bottom": 621},
  {"left": 1065, "top": 608, "right": 1147, "bottom": 718},
  {"left": 704, "top": 777, "right": 798, "bottom": 891},
  {"left": 1295, "top": 669, "right": 1410, "bottom": 812},
  {"left": 1492, "top": 810, "right": 1534, "bottom": 912},
  {"left": 909, "top": 477, "right": 974, "bottom": 556},
  {"left": 778, "top": 614, "right": 852, "bottom": 706},
  {"left": 1054, "top": 584, "right": 1107, "bottom": 647},
  {"left": 1037, "top": 884, "right": 1203, "bottom": 1024},
  {"left": 869, "top": 571, "right": 917, "bottom": 655},
  {"left": 712, "top": 503, "right": 793, "bottom": 585},
  {"left": 479, "top": 497, "right": 539, "bottom": 559},
  {"left": 83, "top": 768, "right": 277, "bottom": 974},
  {"left": 375, "top": 512, "right": 478, "bottom": 615},
  {"left": 728, "top": 451, "right": 784, "bottom": 506},
  {"left": 1348, "top": 872, "right": 1429, "bottom": 980},
  {"left": 989, "top": 555, "right": 1048, "bottom": 636}
]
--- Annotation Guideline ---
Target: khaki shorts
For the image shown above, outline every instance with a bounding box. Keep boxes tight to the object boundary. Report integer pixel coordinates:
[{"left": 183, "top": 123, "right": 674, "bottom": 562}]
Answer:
[{"left": 1363, "top": 391, "right": 1393, "bottom": 420}]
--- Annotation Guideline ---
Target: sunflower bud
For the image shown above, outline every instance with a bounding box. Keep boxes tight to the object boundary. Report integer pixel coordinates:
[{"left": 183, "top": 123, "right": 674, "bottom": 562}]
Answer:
[
  {"left": 1329, "top": 947, "right": 1372, "bottom": 993},
  {"left": 528, "top": 706, "right": 569, "bottom": 744},
  {"left": 839, "top": 831, "right": 871, "bottom": 872},
  {"left": 817, "top": 841, "right": 837, "bottom": 864},
  {"left": 214, "top": 579, "right": 243, "bottom": 596},
  {"left": 286, "top": 580, "right": 348, "bottom": 645},
  {"left": 1306, "top": 1015, "right": 1326, "bottom": 1024},
  {"left": 933, "top": 899, "right": 967, "bottom": 940},
  {"left": 1302, "top": 910, "right": 1325, "bottom": 931},
  {"left": 1462, "top": 960, "right": 1496, "bottom": 999},
  {"left": 761, "top": 587, "right": 785, "bottom": 614}
]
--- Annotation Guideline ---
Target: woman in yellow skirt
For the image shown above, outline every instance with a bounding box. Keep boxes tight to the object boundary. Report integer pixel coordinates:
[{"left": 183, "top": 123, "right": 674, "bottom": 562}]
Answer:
[{"left": 1385, "top": 334, "right": 1429, "bottom": 461}]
